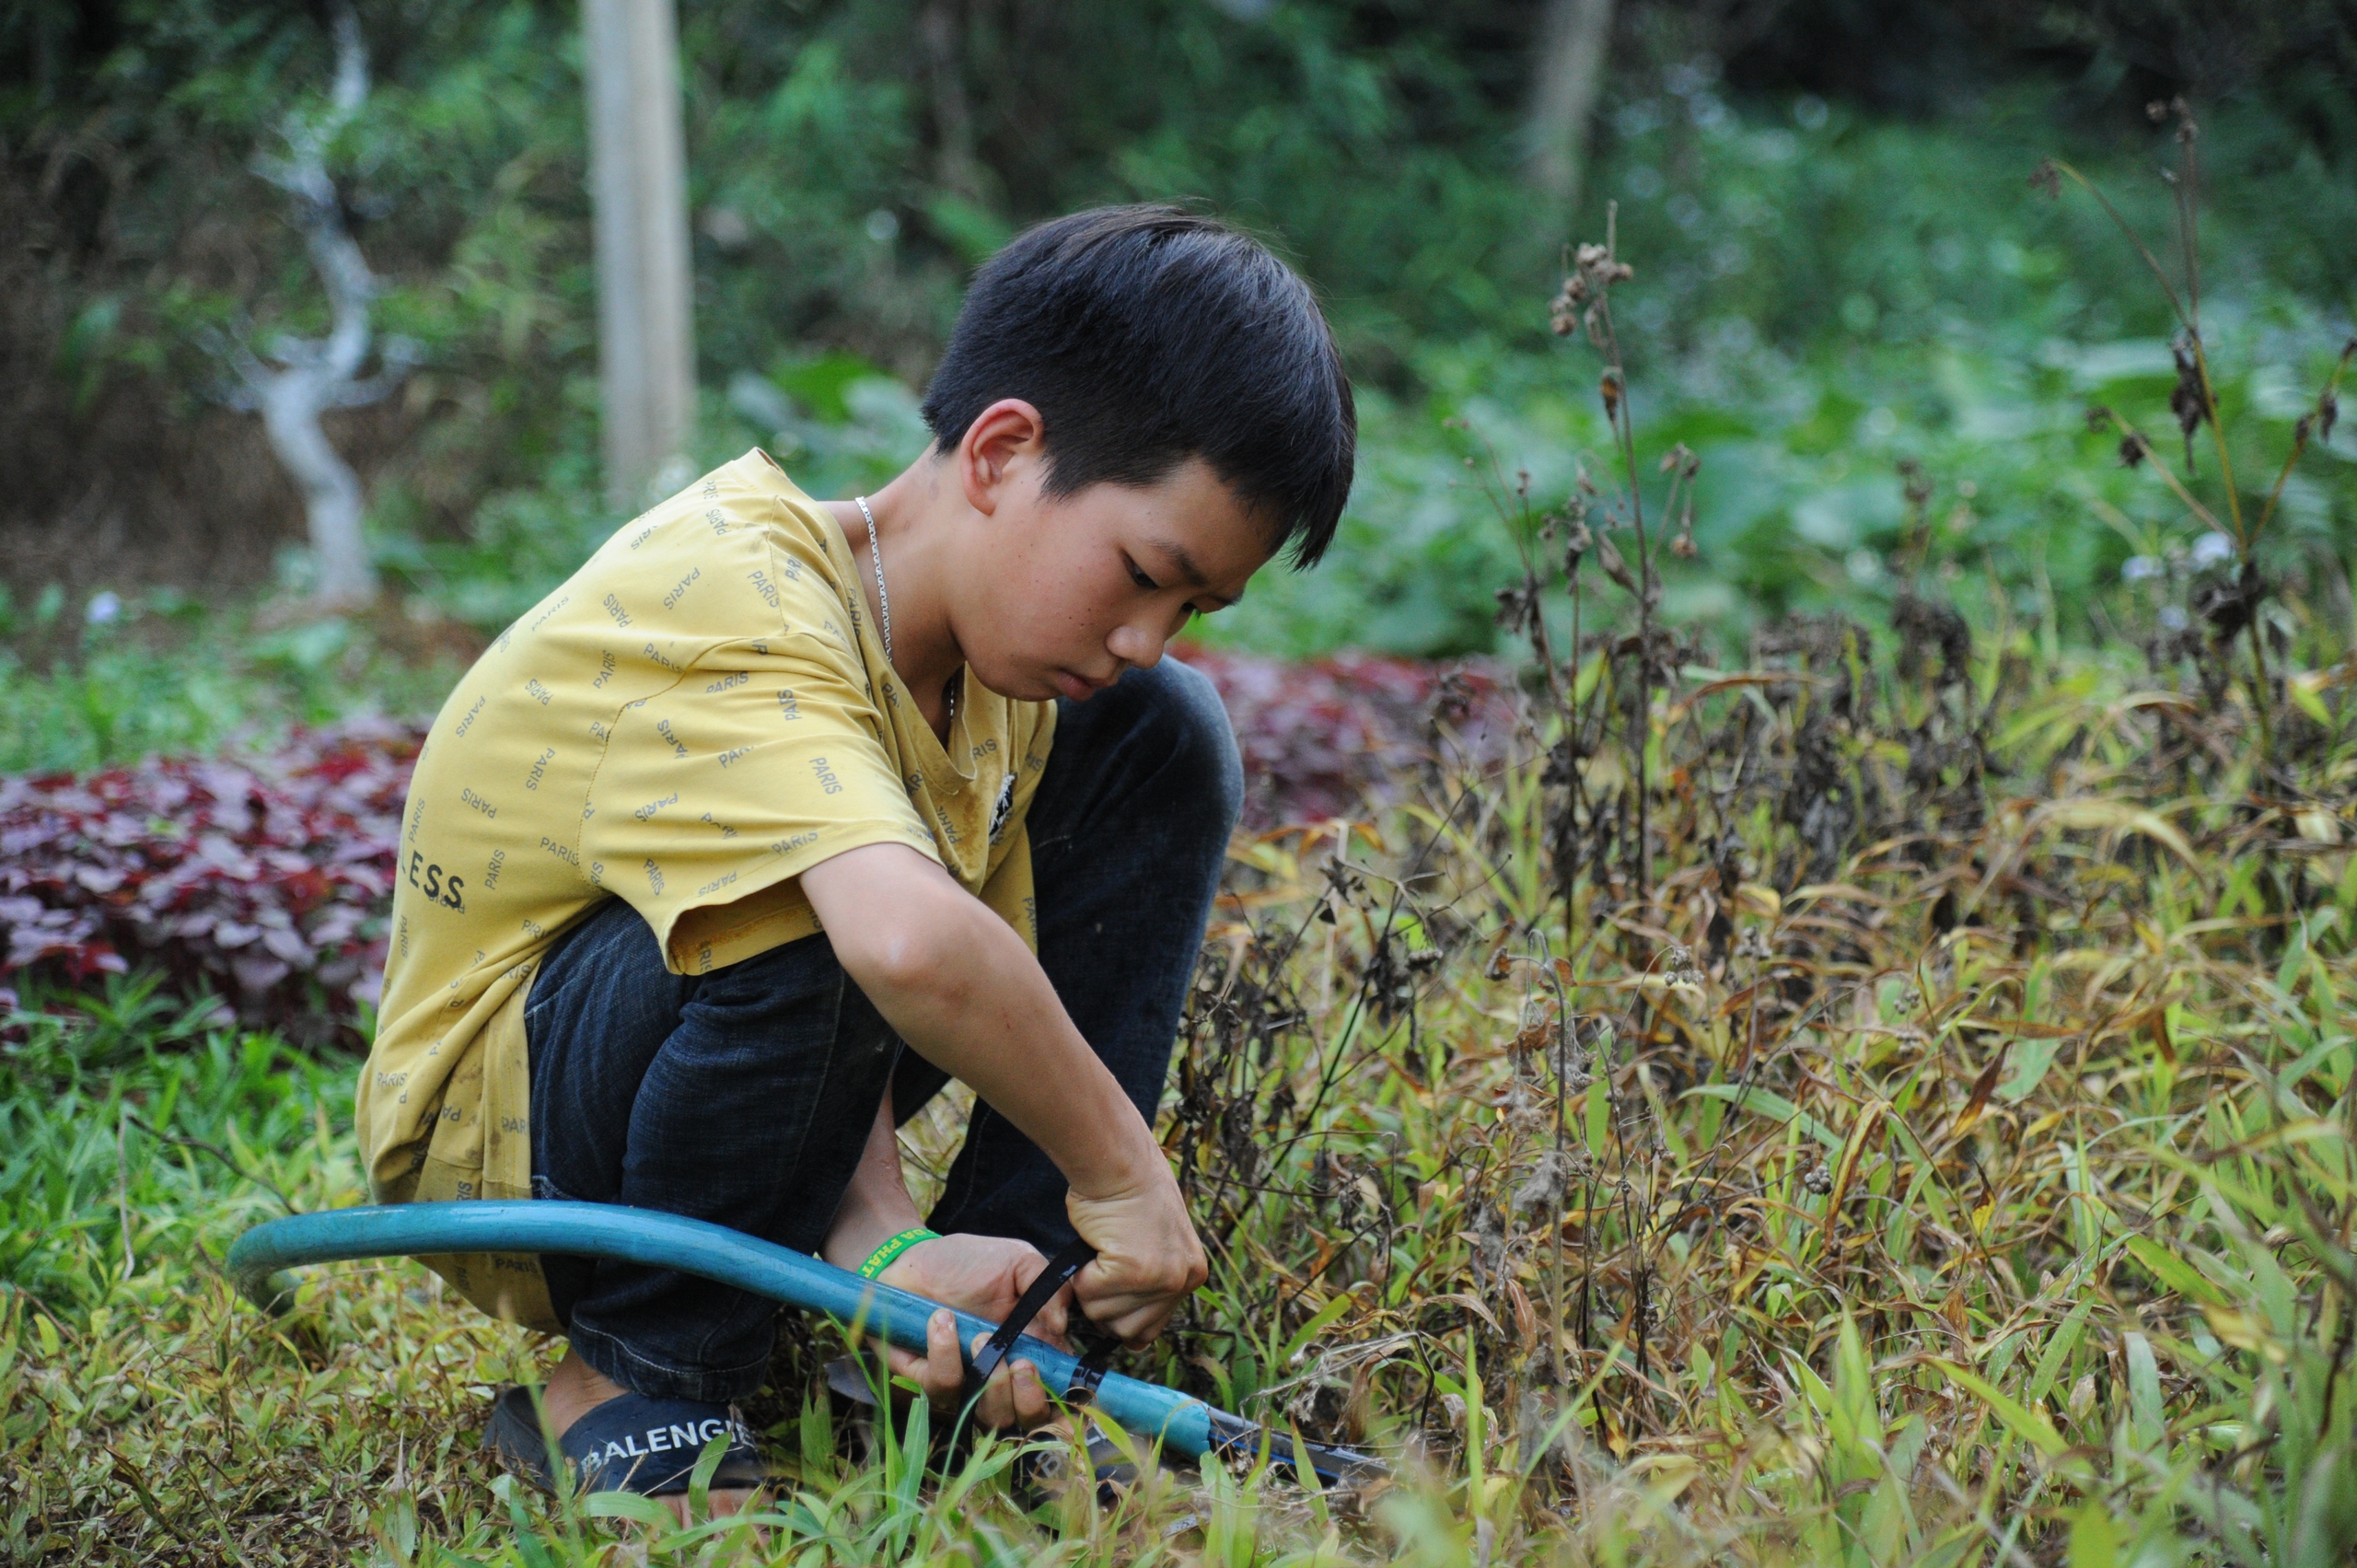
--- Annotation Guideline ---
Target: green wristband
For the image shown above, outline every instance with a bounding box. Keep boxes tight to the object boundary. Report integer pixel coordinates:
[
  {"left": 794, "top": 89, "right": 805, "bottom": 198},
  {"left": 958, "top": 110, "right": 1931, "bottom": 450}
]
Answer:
[{"left": 856, "top": 1226, "right": 938, "bottom": 1280}]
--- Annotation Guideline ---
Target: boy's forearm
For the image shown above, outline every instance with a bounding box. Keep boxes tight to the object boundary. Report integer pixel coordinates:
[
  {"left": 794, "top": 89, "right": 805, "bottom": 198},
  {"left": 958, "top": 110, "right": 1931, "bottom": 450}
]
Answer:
[
  {"left": 865, "top": 898, "right": 1160, "bottom": 1198},
  {"left": 801, "top": 844, "right": 1164, "bottom": 1202},
  {"left": 820, "top": 1089, "right": 925, "bottom": 1271}
]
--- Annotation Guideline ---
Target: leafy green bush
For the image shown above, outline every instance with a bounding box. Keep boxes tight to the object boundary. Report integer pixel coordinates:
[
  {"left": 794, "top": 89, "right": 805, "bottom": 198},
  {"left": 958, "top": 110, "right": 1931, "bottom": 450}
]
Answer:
[{"left": 8, "top": 2, "right": 2352, "bottom": 667}]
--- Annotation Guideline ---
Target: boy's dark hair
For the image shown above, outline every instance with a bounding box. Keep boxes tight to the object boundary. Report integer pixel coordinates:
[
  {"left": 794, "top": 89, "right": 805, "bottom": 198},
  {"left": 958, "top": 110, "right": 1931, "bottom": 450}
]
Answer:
[{"left": 921, "top": 205, "right": 1354, "bottom": 568}]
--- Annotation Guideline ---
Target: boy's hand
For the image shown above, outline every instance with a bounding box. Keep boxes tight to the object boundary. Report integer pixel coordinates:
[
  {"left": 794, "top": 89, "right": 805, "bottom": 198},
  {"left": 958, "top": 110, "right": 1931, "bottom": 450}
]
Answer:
[
  {"left": 903, "top": 1309, "right": 1055, "bottom": 1431},
  {"left": 878, "top": 1233, "right": 1070, "bottom": 1349},
  {"left": 877, "top": 1234, "right": 1065, "bottom": 1428},
  {"left": 1065, "top": 1162, "right": 1207, "bottom": 1346}
]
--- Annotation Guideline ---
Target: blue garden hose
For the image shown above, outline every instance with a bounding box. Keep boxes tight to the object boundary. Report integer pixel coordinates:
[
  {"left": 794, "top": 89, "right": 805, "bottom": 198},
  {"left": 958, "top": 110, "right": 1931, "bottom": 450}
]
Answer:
[{"left": 227, "top": 1201, "right": 1383, "bottom": 1485}]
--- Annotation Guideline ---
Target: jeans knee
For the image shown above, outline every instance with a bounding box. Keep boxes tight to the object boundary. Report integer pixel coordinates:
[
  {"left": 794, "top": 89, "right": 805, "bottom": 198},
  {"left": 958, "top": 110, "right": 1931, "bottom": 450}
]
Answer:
[{"left": 1141, "top": 657, "right": 1244, "bottom": 838}]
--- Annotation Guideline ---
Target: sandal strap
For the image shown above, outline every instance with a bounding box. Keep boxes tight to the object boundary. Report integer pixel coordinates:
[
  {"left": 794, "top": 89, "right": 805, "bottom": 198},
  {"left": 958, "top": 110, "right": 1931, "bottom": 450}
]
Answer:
[
  {"left": 486, "top": 1385, "right": 766, "bottom": 1497},
  {"left": 506, "top": 1388, "right": 762, "bottom": 1496}
]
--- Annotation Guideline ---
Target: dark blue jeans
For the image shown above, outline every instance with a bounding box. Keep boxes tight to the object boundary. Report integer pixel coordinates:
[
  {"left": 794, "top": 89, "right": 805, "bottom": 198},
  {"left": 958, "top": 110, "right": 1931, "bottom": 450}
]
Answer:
[{"left": 523, "top": 658, "right": 1242, "bottom": 1402}]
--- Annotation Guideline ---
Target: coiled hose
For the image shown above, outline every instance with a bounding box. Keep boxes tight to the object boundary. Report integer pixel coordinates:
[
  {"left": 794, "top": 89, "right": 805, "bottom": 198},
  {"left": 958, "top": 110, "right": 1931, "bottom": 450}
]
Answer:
[{"left": 227, "top": 1201, "right": 1383, "bottom": 1485}]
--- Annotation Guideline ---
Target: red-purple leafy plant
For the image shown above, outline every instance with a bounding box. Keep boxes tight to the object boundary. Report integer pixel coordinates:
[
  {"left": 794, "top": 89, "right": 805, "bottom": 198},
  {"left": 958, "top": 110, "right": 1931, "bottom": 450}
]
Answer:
[
  {"left": 2, "top": 657, "right": 1508, "bottom": 1035},
  {"left": 0, "top": 718, "right": 421, "bottom": 1041},
  {"left": 1176, "top": 646, "right": 1515, "bottom": 830}
]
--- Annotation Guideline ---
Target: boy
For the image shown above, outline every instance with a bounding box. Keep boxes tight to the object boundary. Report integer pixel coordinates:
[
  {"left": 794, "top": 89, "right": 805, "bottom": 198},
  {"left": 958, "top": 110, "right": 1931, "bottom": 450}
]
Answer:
[{"left": 357, "top": 205, "right": 1354, "bottom": 1507}]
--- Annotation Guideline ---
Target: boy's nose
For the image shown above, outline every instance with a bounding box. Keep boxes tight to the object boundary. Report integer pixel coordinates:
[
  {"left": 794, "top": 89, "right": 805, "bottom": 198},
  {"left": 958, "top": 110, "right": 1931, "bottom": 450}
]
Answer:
[{"left": 1107, "top": 617, "right": 1167, "bottom": 669}]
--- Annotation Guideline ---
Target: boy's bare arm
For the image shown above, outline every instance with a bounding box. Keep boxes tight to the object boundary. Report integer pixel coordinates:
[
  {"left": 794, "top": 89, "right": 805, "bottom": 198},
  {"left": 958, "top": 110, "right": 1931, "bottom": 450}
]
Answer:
[
  {"left": 820, "top": 1089, "right": 929, "bottom": 1270},
  {"left": 798, "top": 841, "right": 1206, "bottom": 1344}
]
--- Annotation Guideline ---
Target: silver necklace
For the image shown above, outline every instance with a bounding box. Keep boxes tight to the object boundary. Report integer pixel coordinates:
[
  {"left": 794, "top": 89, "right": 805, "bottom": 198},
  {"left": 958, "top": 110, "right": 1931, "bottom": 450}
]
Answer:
[{"left": 854, "top": 495, "right": 955, "bottom": 727}]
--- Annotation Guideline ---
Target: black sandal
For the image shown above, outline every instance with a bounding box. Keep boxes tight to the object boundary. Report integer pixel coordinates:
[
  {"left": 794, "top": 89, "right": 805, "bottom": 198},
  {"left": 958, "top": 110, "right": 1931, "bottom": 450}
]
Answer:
[{"left": 484, "top": 1385, "right": 768, "bottom": 1497}]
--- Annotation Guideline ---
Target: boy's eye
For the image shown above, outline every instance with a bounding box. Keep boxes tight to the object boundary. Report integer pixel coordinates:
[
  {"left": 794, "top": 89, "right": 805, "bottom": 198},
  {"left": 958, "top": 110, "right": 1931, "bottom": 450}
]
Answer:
[{"left": 1126, "top": 559, "right": 1160, "bottom": 591}]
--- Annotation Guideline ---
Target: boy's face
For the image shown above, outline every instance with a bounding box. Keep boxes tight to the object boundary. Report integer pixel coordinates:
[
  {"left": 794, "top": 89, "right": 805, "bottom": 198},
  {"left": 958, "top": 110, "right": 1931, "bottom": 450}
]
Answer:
[{"left": 950, "top": 410, "right": 1272, "bottom": 703}]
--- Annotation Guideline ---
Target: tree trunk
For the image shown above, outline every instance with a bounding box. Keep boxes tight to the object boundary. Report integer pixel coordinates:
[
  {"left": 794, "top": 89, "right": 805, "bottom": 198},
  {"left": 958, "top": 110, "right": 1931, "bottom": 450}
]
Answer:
[
  {"left": 1526, "top": 0, "right": 1617, "bottom": 237},
  {"left": 261, "top": 374, "right": 371, "bottom": 605},
  {"left": 226, "top": 0, "right": 407, "bottom": 608},
  {"left": 920, "top": 0, "right": 981, "bottom": 199},
  {"left": 583, "top": 0, "right": 697, "bottom": 513}
]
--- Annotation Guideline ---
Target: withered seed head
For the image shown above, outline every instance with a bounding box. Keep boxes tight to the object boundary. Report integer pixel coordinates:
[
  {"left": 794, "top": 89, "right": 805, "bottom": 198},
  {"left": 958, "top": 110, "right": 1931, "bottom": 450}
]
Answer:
[
  {"left": 1564, "top": 519, "right": 1593, "bottom": 568},
  {"left": 2168, "top": 337, "right": 2210, "bottom": 467},
  {"left": 2169, "top": 382, "right": 2204, "bottom": 430},
  {"left": 1898, "top": 457, "right": 1933, "bottom": 506},
  {"left": 1549, "top": 278, "right": 1582, "bottom": 336},
  {"left": 1593, "top": 531, "right": 1639, "bottom": 596}
]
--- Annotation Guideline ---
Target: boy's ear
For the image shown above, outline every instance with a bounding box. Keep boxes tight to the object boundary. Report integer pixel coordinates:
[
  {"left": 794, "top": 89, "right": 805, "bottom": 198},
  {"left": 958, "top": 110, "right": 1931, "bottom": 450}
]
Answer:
[{"left": 954, "top": 399, "right": 1048, "bottom": 517}]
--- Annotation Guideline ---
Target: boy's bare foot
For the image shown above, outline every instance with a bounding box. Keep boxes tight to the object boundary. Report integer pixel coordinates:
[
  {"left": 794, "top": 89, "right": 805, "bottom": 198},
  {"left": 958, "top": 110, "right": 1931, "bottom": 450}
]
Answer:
[{"left": 541, "top": 1349, "right": 760, "bottom": 1525}]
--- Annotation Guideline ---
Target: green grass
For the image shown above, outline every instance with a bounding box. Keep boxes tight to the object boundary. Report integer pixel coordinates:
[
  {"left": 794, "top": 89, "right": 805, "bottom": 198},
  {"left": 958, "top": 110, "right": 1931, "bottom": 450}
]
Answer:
[{"left": 10, "top": 612, "right": 2357, "bottom": 1563}]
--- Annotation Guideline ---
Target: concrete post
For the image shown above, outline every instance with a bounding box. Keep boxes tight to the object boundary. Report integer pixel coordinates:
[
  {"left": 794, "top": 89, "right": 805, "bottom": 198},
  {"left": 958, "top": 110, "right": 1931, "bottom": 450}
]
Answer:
[{"left": 583, "top": 0, "right": 696, "bottom": 512}]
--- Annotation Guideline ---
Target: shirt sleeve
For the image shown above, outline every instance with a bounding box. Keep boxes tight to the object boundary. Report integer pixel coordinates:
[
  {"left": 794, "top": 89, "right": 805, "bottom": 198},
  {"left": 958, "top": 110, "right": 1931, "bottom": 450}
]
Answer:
[
  {"left": 579, "top": 627, "right": 937, "bottom": 972},
  {"left": 976, "top": 819, "right": 1039, "bottom": 951}
]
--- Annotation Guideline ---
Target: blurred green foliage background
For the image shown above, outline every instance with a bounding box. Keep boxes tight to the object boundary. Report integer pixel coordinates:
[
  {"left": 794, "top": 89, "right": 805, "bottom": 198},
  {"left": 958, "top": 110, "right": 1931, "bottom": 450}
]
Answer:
[{"left": 2, "top": 0, "right": 2354, "bottom": 768}]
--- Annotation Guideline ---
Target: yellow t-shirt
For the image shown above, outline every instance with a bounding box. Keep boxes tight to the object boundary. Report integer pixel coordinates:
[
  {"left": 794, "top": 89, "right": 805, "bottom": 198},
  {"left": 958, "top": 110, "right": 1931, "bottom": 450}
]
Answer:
[{"left": 357, "top": 449, "right": 1054, "bottom": 1330}]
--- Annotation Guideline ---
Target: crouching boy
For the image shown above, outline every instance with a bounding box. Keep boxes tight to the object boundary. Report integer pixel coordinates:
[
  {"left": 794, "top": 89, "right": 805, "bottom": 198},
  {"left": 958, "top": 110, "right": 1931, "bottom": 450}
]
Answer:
[{"left": 357, "top": 205, "right": 1355, "bottom": 1511}]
